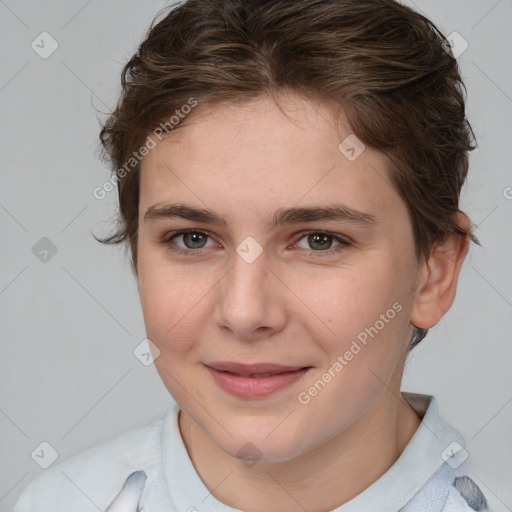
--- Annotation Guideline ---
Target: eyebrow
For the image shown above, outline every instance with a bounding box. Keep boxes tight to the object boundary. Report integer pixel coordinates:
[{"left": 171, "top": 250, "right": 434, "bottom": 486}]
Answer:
[{"left": 143, "top": 202, "right": 377, "bottom": 229}]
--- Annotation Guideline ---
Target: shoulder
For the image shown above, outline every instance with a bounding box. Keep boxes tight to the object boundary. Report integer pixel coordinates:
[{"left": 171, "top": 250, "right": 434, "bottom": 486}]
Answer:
[{"left": 14, "top": 416, "right": 165, "bottom": 512}]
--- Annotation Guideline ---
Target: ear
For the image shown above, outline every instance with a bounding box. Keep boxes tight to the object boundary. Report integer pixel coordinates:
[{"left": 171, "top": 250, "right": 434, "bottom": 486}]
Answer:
[{"left": 410, "top": 213, "right": 471, "bottom": 330}]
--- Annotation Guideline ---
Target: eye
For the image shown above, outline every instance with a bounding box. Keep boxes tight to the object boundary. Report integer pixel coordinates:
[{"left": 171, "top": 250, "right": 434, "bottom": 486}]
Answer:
[
  {"left": 293, "top": 231, "right": 351, "bottom": 255},
  {"left": 162, "top": 229, "right": 351, "bottom": 257},
  {"left": 163, "top": 229, "right": 217, "bottom": 255}
]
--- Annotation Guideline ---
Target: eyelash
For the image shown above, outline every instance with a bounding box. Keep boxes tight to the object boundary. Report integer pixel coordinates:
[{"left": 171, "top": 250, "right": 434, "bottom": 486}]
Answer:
[{"left": 161, "top": 229, "right": 352, "bottom": 258}]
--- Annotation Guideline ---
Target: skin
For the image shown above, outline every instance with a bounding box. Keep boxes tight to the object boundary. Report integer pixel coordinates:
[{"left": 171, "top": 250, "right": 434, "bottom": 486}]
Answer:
[{"left": 135, "top": 92, "right": 470, "bottom": 512}]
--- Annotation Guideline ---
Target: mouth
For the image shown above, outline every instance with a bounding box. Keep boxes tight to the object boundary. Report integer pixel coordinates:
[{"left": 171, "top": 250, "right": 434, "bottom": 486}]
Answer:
[{"left": 204, "top": 362, "right": 312, "bottom": 398}]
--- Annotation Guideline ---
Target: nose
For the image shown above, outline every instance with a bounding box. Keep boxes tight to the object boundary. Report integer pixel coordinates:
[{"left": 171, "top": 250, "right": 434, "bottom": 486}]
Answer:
[{"left": 214, "top": 248, "right": 287, "bottom": 342}]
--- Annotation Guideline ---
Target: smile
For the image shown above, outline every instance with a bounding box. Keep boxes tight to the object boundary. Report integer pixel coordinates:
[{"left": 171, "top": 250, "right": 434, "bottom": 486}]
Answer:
[{"left": 204, "top": 362, "right": 312, "bottom": 398}]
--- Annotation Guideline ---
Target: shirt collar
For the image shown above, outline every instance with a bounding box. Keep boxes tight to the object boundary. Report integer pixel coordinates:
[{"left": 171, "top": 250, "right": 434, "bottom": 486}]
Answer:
[{"left": 331, "top": 392, "right": 467, "bottom": 511}]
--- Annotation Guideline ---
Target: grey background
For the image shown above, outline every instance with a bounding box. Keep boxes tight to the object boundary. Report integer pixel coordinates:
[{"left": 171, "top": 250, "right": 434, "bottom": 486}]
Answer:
[{"left": 0, "top": 0, "right": 510, "bottom": 510}]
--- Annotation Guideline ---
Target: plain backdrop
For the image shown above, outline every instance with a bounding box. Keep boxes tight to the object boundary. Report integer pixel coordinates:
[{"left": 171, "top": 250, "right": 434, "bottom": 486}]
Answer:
[{"left": 0, "top": 0, "right": 511, "bottom": 510}]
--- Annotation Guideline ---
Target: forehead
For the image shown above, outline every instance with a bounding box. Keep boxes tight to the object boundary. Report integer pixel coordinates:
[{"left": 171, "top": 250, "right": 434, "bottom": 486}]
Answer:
[{"left": 139, "top": 94, "right": 402, "bottom": 225}]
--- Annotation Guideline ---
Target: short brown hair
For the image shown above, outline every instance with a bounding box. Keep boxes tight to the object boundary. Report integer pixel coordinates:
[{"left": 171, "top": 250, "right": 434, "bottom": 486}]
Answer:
[{"left": 97, "top": 0, "right": 480, "bottom": 350}]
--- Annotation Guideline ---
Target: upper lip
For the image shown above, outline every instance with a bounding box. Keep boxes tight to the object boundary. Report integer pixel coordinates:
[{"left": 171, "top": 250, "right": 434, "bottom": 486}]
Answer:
[{"left": 205, "top": 362, "right": 309, "bottom": 376}]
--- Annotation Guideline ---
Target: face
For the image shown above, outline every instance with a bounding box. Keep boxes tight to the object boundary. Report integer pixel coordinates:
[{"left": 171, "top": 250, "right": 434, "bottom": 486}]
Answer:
[{"left": 136, "top": 93, "right": 422, "bottom": 462}]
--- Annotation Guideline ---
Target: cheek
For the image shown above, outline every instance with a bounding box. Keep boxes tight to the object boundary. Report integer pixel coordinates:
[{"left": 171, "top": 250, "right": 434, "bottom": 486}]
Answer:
[
  {"left": 291, "top": 262, "right": 404, "bottom": 339},
  {"left": 137, "top": 257, "right": 215, "bottom": 356},
  {"left": 137, "top": 252, "right": 179, "bottom": 343},
  {"left": 295, "top": 266, "right": 412, "bottom": 391}
]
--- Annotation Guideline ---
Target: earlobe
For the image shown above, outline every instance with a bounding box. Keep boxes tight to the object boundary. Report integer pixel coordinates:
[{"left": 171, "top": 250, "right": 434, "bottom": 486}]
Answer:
[{"left": 410, "top": 213, "right": 471, "bottom": 330}]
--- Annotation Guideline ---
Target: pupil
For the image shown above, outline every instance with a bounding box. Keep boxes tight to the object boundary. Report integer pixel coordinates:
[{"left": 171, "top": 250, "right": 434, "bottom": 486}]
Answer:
[
  {"left": 310, "top": 234, "right": 331, "bottom": 250},
  {"left": 185, "top": 232, "right": 206, "bottom": 248}
]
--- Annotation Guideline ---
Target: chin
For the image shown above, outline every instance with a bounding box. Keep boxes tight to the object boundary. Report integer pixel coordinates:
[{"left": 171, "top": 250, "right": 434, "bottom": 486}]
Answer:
[{"left": 215, "top": 422, "right": 308, "bottom": 464}]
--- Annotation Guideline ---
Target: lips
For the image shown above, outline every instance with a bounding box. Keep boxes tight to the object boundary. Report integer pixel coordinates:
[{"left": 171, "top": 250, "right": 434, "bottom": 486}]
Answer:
[
  {"left": 205, "top": 361, "right": 309, "bottom": 376},
  {"left": 204, "top": 362, "right": 312, "bottom": 398}
]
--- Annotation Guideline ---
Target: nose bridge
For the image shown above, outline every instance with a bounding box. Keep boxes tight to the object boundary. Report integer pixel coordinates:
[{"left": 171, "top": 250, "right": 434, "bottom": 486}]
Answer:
[
  {"left": 215, "top": 247, "right": 284, "bottom": 338},
  {"left": 225, "top": 249, "right": 269, "bottom": 312}
]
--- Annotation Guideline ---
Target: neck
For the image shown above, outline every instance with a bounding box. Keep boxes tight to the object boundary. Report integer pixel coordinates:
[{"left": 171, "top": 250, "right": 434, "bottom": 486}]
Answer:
[{"left": 179, "top": 391, "right": 421, "bottom": 512}]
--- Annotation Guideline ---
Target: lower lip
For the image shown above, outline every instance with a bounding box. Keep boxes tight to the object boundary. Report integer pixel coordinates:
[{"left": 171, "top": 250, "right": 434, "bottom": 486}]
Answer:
[{"left": 206, "top": 366, "right": 311, "bottom": 398}]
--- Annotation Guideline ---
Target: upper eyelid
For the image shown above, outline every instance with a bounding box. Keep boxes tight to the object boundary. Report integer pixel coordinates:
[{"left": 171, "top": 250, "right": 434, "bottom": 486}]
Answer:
[
  {"left": 163, "top": 229, "right": 214, "bottom": 243},
  {"left": 291, "top": 231, "right": 350, "bottom": 248}
]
